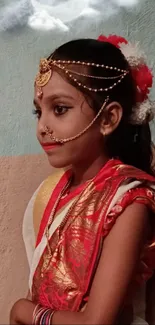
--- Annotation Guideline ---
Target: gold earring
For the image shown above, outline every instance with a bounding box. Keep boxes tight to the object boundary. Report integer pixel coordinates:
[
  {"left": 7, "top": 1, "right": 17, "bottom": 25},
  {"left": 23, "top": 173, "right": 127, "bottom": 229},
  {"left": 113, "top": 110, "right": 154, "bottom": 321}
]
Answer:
[{"left": 101, "top": 130, "right": 106, "bottom": 136}]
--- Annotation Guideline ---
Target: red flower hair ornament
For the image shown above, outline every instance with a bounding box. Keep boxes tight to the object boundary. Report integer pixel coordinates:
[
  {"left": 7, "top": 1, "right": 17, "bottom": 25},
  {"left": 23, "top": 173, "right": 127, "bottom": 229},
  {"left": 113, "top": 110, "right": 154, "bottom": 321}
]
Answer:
[{"left": 98, "top": 35, "right": 154, "bottom": 125}]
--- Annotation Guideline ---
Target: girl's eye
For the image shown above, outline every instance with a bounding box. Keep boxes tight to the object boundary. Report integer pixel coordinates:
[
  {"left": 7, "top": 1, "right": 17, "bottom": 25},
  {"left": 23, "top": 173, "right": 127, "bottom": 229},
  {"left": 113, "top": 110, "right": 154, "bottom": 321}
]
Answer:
[
  {"left": 54, "top": 106, "right": 70, "bottom": 116},
  {"left": 32, "top": 109, "right": 41, "bottom": 119}
]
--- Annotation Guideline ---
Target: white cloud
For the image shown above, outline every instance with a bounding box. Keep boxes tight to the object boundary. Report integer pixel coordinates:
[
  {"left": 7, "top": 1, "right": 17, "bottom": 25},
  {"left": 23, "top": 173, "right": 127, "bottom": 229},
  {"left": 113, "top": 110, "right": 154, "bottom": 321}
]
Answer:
[
  {"left": 0, "top": 0, "right": 142, "bottom": 32},
  {"left": 28, "top": 9, "right": 69, "bottom": 31}
]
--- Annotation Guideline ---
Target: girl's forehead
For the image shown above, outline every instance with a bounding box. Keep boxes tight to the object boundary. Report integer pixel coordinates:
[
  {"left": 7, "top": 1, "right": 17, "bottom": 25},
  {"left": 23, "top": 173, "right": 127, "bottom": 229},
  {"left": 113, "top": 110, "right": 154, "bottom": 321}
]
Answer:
[{"left": 34, "top": 70, "right": 84, "bottom": 101}]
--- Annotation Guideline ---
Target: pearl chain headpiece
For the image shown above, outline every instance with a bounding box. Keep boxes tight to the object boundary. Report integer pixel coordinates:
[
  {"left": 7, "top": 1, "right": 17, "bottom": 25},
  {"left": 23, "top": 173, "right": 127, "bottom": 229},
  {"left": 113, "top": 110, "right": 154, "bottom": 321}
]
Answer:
[{"left": 35, "top": 58, "right": 128, "bottom": 92}]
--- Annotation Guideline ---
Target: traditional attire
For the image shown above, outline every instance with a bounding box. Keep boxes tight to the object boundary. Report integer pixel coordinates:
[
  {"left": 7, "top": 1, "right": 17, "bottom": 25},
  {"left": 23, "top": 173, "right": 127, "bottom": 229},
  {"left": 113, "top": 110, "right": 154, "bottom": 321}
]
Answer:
[{"left": 23, "top": 159, "right": 155, "bottom": 323}]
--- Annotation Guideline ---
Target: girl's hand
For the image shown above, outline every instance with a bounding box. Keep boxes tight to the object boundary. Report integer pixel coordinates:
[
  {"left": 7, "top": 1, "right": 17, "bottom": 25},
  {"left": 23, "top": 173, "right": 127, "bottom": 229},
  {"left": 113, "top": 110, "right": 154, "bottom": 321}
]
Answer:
[{"left": 10, "top": 299, "right": 36, "bottom": 325}]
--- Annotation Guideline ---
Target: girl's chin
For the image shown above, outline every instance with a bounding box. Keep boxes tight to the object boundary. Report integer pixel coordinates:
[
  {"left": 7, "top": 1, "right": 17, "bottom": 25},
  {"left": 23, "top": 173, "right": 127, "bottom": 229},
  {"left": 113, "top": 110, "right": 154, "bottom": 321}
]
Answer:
[{"left": 47, "top": 155, "right": 71, "bottom": 169}]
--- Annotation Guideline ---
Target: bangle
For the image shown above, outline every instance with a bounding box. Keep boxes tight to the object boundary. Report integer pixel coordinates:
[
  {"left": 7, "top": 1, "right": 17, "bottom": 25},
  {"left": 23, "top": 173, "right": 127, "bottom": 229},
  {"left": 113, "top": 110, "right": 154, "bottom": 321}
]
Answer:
[
  {"left": 33, "top": 305, "right": 46, "bottom": 325},
  {"left": 40, "top": 308, "right": 51, "bottom": 324},
  {"left": 48, "top": 310, "right": 55, "bottom": 324},
  {"left": 32, "top": 304, "right": 55, "bottom": 325},
  {"left": 33, "top": 304, "right": 41, "bottom": 321},
  {"left": 40, "top": 310, "right": 55, "bottom": 325}
]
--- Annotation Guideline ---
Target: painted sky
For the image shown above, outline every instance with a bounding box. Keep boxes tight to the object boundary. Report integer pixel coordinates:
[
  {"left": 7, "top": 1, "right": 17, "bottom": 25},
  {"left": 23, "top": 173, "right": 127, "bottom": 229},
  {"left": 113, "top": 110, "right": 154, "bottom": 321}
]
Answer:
[{"left": 0, "top": 0, "right": 142, "bottom": 32}]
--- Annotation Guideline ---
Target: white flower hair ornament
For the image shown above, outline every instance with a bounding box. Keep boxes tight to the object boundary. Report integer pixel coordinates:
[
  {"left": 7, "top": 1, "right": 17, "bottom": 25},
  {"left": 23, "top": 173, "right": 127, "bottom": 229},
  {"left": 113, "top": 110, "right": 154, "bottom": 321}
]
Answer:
[
  {"left": 130, "top": 100, "right": 155, "bottom": 125},
  {"left": 98, "top": 35, "right": 155, "bottom": 125},
  {"left": 119, "top": 42, "right": 146, "bottom": 67}
]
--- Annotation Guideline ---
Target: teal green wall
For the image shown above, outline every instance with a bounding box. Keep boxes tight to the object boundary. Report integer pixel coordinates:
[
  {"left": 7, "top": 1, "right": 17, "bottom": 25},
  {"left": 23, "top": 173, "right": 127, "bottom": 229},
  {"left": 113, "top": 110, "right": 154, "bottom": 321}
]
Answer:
[{"left": 0, "top": 0, "right": 155, "bottom": 156}]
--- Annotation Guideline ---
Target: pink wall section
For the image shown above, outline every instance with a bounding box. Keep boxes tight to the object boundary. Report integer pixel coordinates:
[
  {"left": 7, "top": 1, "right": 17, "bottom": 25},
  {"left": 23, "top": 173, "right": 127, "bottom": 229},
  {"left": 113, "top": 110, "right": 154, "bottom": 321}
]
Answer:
[{"left": 0, "top": 154, "right": 52, "bottom": 323}]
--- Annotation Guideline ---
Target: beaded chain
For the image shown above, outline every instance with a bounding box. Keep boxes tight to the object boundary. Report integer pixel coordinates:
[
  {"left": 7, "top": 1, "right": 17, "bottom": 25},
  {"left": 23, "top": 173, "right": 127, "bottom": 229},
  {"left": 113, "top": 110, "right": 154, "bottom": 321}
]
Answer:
[{"left": 35, "top": 58, "right": 129, "bottom": 93}]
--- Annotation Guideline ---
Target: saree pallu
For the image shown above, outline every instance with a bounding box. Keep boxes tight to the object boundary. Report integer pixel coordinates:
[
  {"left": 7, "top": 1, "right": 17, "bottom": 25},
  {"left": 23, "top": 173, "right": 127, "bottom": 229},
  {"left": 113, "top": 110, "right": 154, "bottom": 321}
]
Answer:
[{"left": 27, "top": 159, "right": 155, "bottom": 312}]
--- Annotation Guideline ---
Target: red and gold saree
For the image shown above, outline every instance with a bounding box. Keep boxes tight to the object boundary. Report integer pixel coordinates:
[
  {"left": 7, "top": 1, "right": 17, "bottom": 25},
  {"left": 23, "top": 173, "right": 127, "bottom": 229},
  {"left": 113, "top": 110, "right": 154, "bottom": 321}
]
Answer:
[{"left": 23, "top": 159, "right": 155, "bottom": 320}]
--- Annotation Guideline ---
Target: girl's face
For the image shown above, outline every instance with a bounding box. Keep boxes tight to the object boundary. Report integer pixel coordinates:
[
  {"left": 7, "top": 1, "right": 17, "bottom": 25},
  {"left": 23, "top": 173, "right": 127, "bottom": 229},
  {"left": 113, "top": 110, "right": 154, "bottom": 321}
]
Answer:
[{"left": 34, "top": 70, "right": 106, "bottom": 168}]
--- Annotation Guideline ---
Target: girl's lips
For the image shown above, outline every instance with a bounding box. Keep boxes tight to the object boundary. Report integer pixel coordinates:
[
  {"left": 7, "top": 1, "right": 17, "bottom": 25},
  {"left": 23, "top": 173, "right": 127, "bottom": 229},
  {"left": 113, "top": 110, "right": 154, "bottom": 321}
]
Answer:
[{"left": 41, "top": 142, "right": 62, "bottom": 151}]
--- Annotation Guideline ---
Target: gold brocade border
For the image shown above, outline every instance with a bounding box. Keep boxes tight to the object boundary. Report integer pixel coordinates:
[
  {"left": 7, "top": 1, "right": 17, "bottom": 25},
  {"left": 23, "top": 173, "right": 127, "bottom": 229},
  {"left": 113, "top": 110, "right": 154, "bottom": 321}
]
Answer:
[{"left": 33, "top": 169, "right": 65, "bottom": 240}]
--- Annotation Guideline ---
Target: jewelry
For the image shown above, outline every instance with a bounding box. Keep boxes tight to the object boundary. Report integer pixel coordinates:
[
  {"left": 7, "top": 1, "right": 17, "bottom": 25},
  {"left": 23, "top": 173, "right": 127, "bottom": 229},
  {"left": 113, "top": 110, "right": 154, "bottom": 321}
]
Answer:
[
  {"left": 63, "top": 67, "right": 126, "bottom": 80},
  {"left": 33, "top": 304, "right": 41, "bottom": 322},
  {"left": 44, "top": 96, "right": 109, "bottom": 144},
  {"left": 33, "top": 305, "right": 47, "bottom": 325},
  {"left": 101, "top": 130, "right": 106, "bottom": 137},
  {"left": 32, "top": 304, "right": 55, "bottom": 325},
  {"left": 52, "top": 61, "right": 128, "bottom": 93},
  {"left": 34, "top": 55, "right": 154, "bottom": 125},
  {"left": 35, "top": 58, "right": 129, "bottom": 92}
]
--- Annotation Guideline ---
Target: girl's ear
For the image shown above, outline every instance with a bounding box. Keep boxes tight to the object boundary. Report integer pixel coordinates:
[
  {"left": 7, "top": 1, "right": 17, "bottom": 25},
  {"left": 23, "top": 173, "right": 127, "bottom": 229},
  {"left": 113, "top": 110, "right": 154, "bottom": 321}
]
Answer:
[{"left": 100, "top": 102, "right": 123, "bottom": 136}]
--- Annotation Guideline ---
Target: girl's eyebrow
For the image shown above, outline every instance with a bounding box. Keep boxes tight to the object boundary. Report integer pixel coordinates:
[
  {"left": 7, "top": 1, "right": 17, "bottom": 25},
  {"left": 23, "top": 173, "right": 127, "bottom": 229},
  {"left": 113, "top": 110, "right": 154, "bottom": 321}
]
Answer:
[
  {"left": 45, "top": 93, "right": 75, "bottom": 101},
  {"left": 33, "top": 93, "right": 75, "bottom": 107}
]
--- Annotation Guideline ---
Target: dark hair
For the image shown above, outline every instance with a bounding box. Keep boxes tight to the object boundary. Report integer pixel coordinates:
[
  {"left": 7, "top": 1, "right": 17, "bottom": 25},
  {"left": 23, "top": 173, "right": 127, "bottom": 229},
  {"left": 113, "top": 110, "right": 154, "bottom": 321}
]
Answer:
[{"left": 51, "top": 38, "right": 154, "bottom": 175}]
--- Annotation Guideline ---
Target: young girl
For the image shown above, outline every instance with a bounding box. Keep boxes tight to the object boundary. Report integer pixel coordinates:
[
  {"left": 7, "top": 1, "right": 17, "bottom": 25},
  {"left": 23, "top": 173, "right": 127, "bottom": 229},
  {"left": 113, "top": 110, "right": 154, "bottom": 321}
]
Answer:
[{"left": 10, "top": 35, "right": 155, "bottom": 325}]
